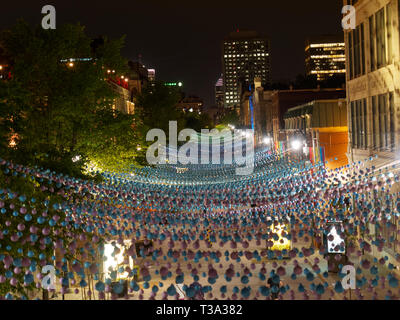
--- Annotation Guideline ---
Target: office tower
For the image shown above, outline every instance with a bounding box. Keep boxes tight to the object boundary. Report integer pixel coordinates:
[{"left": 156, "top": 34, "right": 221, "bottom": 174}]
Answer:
[
  {"left": 215, "top": 75, "right": 224, "bottom": 108},
  {"left": 305, "top": 35, "right": 346, "bottom": 81},
  {"left": 222, "top": 30, "right": 270, "bottom": 108}
]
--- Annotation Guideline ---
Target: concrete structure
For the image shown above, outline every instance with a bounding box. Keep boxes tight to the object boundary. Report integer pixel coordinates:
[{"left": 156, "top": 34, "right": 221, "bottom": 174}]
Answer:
[
  {"left": 344, "top": 0, "right": 400, "bottom": 169},
  {"left": 240, "top": 78, "right": 273, "bottom": 145},
  {"left": 284, "top": 99, "right": 348, "bottom": 169},
  {"left": 305, "top": 35, "right": 346, "bottom": 82},
  {"left": 222, "top": 30, "right": 271, "bottom": 108}
]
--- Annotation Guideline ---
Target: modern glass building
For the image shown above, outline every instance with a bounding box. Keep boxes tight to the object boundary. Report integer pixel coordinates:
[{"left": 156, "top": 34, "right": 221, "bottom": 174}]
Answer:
[
  {"left": 222, "top": 30, "right": 271, "bottom": 108},
  {"left": 305, "top": 35, "right": 346, "bottom": 82}
]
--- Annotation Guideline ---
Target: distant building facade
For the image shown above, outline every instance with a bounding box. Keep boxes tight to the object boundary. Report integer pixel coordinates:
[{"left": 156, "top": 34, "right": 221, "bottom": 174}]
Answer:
[
  {"left": 241, "top": 85, "right": 346, "bottom": 148},
  {"left": 222, "top": 30, "right": 271, "bottom": 108},
  {"left": 305, "top": 35, "right": 346, "bottom": 82},
  {"left": 127, "top": 61, "right": 149, "bottom": 98},
  {"left": 270, "top": 88, "right": 346, "bottom": 150},
  {"left": 176, "top": 96, "right": 203, "bottom": 114},
  {"left": 215, "top": 75, "right": 224, "bottom": 108},
  {"left": 240, "top": 78, "right": 273, "bottom": 145},
  {"left": 284, "top": 99, "right": 348, "bottom": 169},
  {"left": 147, "top": 69, "right": 156, "bottom": 82},
  {"left": 109, "top": 80, "right": 135, "bottom": 114}
]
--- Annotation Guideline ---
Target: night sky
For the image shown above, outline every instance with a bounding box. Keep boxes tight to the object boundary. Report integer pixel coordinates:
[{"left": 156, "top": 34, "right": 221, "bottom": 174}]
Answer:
[{"left": 2, "top": 0, "right": 343, "bottom": 107}]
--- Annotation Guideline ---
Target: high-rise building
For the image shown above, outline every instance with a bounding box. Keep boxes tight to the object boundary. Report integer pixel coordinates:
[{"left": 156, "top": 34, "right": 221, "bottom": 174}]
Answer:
[
  {"left": 147, "top": 69, "right": 156, "bottom": 82},
  {"left": 222, "top": 30, "right": 271, "bottom": 108},
  {"left": 305, "top": 35, "right": 346, "bottom": 81},
  {"left": 215, "top": 75, "right": 224, "bottom": 108}
]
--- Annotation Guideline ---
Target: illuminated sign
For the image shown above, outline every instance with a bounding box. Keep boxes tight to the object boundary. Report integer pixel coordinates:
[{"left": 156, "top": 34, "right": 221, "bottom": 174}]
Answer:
[
  {"left": 270, "top": 223, "right": 291, "bottom": 252},
  {"left": 165, "top": 82, "right": 183, "bottom": 87},
  {"left": 103, "top": 241, "right": 135, "bottom": 280},
  {"left": 326, "top": 222, "right": 345, "bottom": 254}
]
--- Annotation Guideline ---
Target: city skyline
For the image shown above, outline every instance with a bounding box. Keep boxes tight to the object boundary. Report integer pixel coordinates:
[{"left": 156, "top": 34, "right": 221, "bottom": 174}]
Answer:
[{"left": 1, "top": 0, "right": 343, "bottom": 107}]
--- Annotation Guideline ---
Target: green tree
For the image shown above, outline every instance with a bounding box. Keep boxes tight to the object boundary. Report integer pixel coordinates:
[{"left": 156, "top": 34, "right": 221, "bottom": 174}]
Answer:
[
  {"left": 184, "top": 112, "right": 212, "bottom": 132},
  {"left": 0, "top": 21, "right": 140, "bottom": 175},
  {"left": 219, "top": 109, "right": 240, "bottom": 127},
  {"left": 135, "top": 81, "right": 185, "bottom": 140}
]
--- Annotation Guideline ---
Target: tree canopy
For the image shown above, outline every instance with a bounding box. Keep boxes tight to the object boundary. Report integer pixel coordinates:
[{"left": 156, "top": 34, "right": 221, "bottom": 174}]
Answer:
[{"left": 0, "top": 21, "right": 141, "bottom": 175}]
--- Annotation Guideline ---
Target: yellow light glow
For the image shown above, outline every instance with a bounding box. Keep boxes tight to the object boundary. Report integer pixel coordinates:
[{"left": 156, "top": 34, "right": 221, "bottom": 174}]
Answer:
[
  {"left": 311, "top": 70, "right": 346, "bottom": 74},
  {"left": 104, "top": 242, "right": 133, "bottom": 280},
  {"left": 270, "top": 223, "right": 291, "bottom": 251},
  {"left": 68, "top": 62, "right": 74, "bottom": 67},
  {"left": 310, "top": 43, "right": 345, "bottom": 48},
  {"left": 310, "top": 55, "right": 345, "bottom": 59},
  {"left": 0, "top": 65, "right": 3, "bottom": 70}
]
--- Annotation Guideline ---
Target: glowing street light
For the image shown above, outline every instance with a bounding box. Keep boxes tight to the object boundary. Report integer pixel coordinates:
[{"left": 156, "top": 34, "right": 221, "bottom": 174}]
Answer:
[
  {"left": 103, "top": 243, "right": 131, "bottom": 279},
  {"left": 291, "top": 139, "right": 302, "bottom": 150},
  {"left": 68, "top": 62, "right": 74, "bottom": 68},
  {"left": 263, "top": 137, "right": 271, "bottom": 145}
]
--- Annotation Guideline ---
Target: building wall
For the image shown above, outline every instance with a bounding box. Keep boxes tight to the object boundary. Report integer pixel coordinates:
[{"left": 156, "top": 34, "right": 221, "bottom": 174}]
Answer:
[
  {"left": 345, "top": 0, "right": 400, "bottom": 169},
  {"left": 319, "top": 129, "right": 349, "bottom": 169},
  {"left": 272, "top": 89, "right": 346, "bottom": 145},
  {"left": 284, "top": 99, "right": 348, "bottom": 169},
  {"left": 109, "top": 81, "right": 135, "bottom": 115}
]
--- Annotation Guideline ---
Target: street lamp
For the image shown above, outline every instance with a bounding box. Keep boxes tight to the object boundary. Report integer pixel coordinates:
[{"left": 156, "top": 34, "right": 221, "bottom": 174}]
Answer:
[
  {"left": 263, "top": 137, "right": 271, "bottom": 145},
  {"left": 291, "top": 139, "right": 302, "bottom": 150}
]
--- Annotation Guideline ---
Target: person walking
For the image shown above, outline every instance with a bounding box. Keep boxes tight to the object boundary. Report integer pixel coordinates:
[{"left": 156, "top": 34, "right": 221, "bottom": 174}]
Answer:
[{"left": 267, "top": 269, "right": 283, "bottom": 300}]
